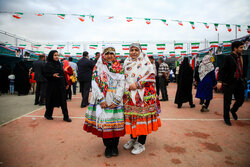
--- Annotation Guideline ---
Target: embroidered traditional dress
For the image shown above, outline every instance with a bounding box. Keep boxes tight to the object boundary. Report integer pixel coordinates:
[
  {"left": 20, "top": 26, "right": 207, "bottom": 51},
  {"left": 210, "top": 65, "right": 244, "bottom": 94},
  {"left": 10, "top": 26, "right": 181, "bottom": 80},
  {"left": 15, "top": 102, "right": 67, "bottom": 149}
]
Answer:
[
  {"left": 83, "top": 49, "right": 125, "bottom": 139},
  {"left": 123, "top": 48, "right": 161, "bottom": 138}
]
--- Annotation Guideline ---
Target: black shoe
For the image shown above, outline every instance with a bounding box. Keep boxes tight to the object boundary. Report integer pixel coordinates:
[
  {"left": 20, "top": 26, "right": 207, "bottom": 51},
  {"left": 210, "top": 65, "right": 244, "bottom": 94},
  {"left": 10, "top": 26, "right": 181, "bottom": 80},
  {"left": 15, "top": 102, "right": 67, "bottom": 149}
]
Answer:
[
  {"left": 34, "top": 102, "right": 39, "bottom": 105},
  {"left": 44, "top": 115, "right": 53, "bottom": 120},
  {"left": 231, "top": 111, "right": 238, "bottom": 120},
  {"left": 81, "top": 105, "right": 87, "bottom": 108},
  {"left": 105, "top": 147, "right": 112, "bottom": 158},
  {"left": 224, "top": 119, "right": 232, "bottom": 126},
  {"left": 63, "top": 118, "right": 72, "bottom": 122},
  {"left": 190, "top": 104, "right": 195, "bottom": 108},
  {"left": 112, "top": 147, "right": 119, "bottom": 156}
]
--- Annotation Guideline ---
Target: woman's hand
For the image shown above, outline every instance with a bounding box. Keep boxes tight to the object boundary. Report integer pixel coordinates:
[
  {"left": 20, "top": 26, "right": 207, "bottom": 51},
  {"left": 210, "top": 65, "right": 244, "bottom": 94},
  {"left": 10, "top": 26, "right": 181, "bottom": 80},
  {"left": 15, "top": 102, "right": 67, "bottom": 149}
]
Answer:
[
  {"left": 129, "top": 82, "right": 138, "bottom": 90},
  {"left": 109, "top": 103, "right": 117, "bottom": 109},
  {"left": 53, "top": 73, "right": 60, "bottom": 78},
  {"left": 66, "top": 85, "right": 69, "bottom": 90},
  {"left": 100, "top": 102, "right": 108, "bottom": 108}
]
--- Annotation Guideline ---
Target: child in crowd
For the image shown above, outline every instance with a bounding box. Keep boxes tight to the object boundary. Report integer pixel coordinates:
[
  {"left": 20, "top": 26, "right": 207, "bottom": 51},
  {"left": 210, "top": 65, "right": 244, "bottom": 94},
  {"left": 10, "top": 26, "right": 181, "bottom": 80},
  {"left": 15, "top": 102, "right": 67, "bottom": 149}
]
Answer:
[{"left": 8, "top": 72, "right": 15, "bottom": 94}]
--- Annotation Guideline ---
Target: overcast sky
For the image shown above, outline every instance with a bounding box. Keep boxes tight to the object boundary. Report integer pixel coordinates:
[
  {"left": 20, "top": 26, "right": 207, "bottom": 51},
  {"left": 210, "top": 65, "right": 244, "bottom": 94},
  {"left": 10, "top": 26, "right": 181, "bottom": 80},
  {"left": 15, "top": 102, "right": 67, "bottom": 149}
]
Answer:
[{"left": 0, "top": 0, "right": 249, "bottom": 55}]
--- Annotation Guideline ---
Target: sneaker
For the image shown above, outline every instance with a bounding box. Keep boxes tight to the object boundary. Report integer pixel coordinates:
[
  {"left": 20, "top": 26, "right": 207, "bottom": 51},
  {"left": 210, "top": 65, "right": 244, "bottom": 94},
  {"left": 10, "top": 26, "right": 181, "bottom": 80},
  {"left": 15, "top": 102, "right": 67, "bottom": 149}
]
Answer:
[
  {"left": 123, "top": 139, "right": 136, "bottom": 150},
  {"left": 131, "top": 143, "right": 145, "bottom": 155}
]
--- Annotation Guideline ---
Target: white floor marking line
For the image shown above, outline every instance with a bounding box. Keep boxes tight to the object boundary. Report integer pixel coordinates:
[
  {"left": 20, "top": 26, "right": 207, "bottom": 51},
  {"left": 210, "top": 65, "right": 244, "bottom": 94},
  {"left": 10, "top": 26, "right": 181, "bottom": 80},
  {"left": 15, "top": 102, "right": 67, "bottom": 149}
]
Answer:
[
  {"left": 23, "top": 115, "right": 250, "bottom": 121},
  {"left": 0, "top": 107, "right": 45, "bottom": 127}
]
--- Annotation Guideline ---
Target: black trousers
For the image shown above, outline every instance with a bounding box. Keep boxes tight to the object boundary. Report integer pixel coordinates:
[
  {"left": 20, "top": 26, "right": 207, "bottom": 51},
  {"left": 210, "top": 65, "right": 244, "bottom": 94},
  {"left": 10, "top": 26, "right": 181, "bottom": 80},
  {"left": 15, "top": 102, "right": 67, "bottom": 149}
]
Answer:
[
  {"left": 66, "top": 85, "right": 72, "bottom": 100},
  {"left": 200, "top": 99, "right": 210, "bottom": 108},
  {"left": 131, "top": 135, "right": 147, "bottom": 145},
  {"left": 223, "top": 79, "right": 245, "bottom": 120},
  {"left": 35, "top": 82, "right": 47, "bottom": 103},
  {"left": 159, "top": 77, "right": 168, "bottom": 100},
  {"left": 72, "top": 82, "right": 77, "bottom": 95},
  {"left": 45, "top": 100, "right": 69, "bottom": 119},
  {"left": 103, "top": 137, "right": 120, "bottom": 148},
  {"left": 156, "top": 76, "right": 160, "bottom": 96},
  {"left": 80, "top": 81, "right": 91, "bottom": 106}
]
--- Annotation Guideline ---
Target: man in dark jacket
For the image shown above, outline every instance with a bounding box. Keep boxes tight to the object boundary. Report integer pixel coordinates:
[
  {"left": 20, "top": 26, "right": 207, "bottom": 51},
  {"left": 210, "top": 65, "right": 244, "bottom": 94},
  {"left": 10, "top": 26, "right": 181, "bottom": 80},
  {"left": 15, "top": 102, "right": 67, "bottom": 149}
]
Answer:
[
  {"left": 33, "top": 54, "right": 47, "bottom": 105},
  {"left": 77, "top": 51, "right": 95, "bottom": 108},
  {"left": 217, "top": 41, "right": 248, "bottom": 126}
]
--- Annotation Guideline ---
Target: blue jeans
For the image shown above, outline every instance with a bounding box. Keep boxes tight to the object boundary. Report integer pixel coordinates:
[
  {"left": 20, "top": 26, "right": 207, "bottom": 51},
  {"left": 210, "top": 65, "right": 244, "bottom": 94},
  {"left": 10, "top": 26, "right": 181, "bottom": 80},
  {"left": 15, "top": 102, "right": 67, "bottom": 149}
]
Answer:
[{"left": 10, "top": 84, "right": 14, "bottom": 94}]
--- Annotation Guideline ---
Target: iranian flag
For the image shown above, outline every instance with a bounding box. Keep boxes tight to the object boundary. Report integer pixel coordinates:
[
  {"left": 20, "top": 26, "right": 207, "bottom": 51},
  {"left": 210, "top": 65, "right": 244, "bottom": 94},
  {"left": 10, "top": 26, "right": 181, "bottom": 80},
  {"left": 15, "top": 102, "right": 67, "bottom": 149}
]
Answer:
[
  {"left": 158, "top": 52, "right": 164, "bottom": 56},
  {"left": 247, "top": 26, "right": 250, "bottom": 33},
  {"left": 189, "top": 21, "right": 195, "bottom": 29},
  {"left": 210, "top": 41, "right": 219, "bottom": 48},
  {"left": 76, "top": 53, "right": 82, "bottom": 57},
  {"left": 126, "top": 17, "right": 133, "bottom": 22},
  {"left": 12, "top": 12, "right": 23, "bottom": 19},
  {"left": 191, "top": 50, "right": 198, "bottom": 55},
  {"left": 147, "top": 52, "right": 153, "bottom": 56},
  {"left": 36, "top": 13, "right": 44, "bottom": 16},
  {"left": 18, "top": 44, "right": 26, "bottom": 49},
  {"left": 45, "top": 45, "right": 53, "bottom": 49},
  {"left": 5, "top": 44, "right": 12, "bottom": 46},
  {"left": 35, "top": 51, "right": 44, "bottom": 55},
  {"left": 214, "top": 23, "right": 219, "bottom": 31},
  {"left": 32, "top": 44, "right": 41, "bottom": 49},
  {"left": 57, "top": 14, "right": 65, "bottom": 19},
  {"left": 89, "top": 45, "right": 98, "bottom": 49},
  {"left": 124, "top": 53, "right": 129, "bottom": 57},
  {"left": 174, "top": 43, "right": 183, "bottom": 49},
  {"left": 57, "top": 45, "right": 65, "bottom": 49},
  {"left": 226, "top": 24, "right": 232, "bottom": 32},
  {"left": 181, "top": 51, "right": 187, "bottom": 56},
  {"left": 116, "top": 53, "right": 120, "bottom": 57},
  {"left": 203, "top": 22, "right": 209, "bottom": 29},
  {"left": 72, "top": 45, "right": 80, "bottom": 49},
  {"left": 90, "top": 15, "right": 94, "bottom": 22},
  {"left": 175, "top": 55, "right": 181, "bottom": 59},
  {"left": 78, "top": 15, "right": 85, "bottom": 22},
  {"left": 145, "top": 18, "right": 151, "bottom": 24},
  {"left": 177, "top": 20, "right": 183, "bottom": 26},
  {"left": 64, "top": 52, "right": 70, "bottom": 57},
  {"left": 122, "top": 45, "right": 130, "bottom": 50},
  {"left": 237, "top": 25, "right": 241, "bottom": 32},
  {"left": 59, "top": 56, "right": 64, "bottom": 60},
  {"left": 156, "top": 44, "right": 165, "bottom": 50},
  {"left": 141, "top": 44, "right": 148, "bottom": 50},
  {"left": 223, "top": 41, "right": 231, "bottom": 47},
  {"left": 161, "top": 19, "right": 168, "bottom": 26},
  {"left": 191, "top": 42, "right": 200, "bottom": 49},
  {"left": 169, "top": 51, "right": 175, "bottom": 56}
]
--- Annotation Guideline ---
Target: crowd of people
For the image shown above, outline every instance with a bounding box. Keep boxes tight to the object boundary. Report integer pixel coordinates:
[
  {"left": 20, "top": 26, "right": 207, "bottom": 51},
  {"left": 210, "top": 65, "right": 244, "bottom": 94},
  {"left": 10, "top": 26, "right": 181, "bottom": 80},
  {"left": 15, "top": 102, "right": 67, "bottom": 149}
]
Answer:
[{"left": 0, "top": 41, "right": 248, "bottom": 157}]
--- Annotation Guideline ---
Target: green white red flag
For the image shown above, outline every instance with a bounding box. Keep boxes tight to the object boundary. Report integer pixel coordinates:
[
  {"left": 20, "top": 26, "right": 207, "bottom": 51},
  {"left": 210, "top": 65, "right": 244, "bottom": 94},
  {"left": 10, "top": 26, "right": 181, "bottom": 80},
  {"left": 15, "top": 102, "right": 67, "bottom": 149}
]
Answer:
[
  {"left": 78, "top": 15, "right": 85, "bottom": 22},
  {"left": 141, "top": 44, "right": 148, "bottom": 50},
  {"left": 237, "top": 25, "right": 241, "bottom": 32},
  {"left": 64, "top": 52, "right": 70, "bottom": 57},
  {"left": 174, "top": 43, "right": 183, "bottom": 49},
  {"left": 189, "top": 21, "right": 195, "bottom": 29},
  {"left": 177, "top": 20, "right": 183, "bottom": 26},
  {"left": 57, "top": 45, "right": 65, "bottom": 49},
  {"left": 116, "top": 53, "right": 120, "bottom": 57},
  {"left": 72, "top": 45, "right": 80, "bottom": 49},
  {"left": 57, "top": 14, "right": 65, "bottom": 19},
  {"left": 45, "top": 45, "right": 53, "bottom": 49},
  {"left": 158, "top": 52, "right": 164, "bottom": 56},
  {"left": 36, "top": 13, "right": 44, "bottom": 16},
  {"left": 18, "top": 44, "right": 26, "bottom": 49},
  {"left": 191, "top": 50, "right": 198, "bottom": 55},
  {"left": 169, "top": 51, "right": 175, "bottom": 56},
  {"left": 247, "top": 26, "right": 250, "bottom": 33},
  {"left": 32, "top": 44, "right": 41, "bottom": 49},
  {"left": 156, "top": 44, "right": 165, "bottom": 50},
  {"left": 214, "top": 23, "right": 219, "bottom": 31},
  {"left": 145, "top": 18, "right": 151, "bottom": 24},
  {"left": 203, "top": 23, "right": 209, "bottom": 29},
  {"left": 126, "top": 17, "right": 133, "bottom": 22},
  {"left": 90, "top": 15, "right": 94, "bottom": 22},
  {"left": 223, "top": 41, "right": 231, "bottom": 47},
  {"left": 12, "top": 12, "right": 23, "bottom": 19},
  {"left": 210, "top": 41, "right": 219, "bottom": 48},
  {"left": 147, "top": 52, "right": 153, "bottom": 56},
  {"left": 226, "top": 24, "right": 232, "bottom": 32},
  {"left": 89, "top": 45, "right": 98, "bottom": 49},
  {"left": 122, "top": 45, "right": 130, "bottom": 50},
  {"left": 191, "top": 42, "right": 200, "bottom": 49},
  {"left": 181, "top": 51, "right": 187, "bottom": 56},
  {"left": 161, "top": 19, "right": 168, "bottom": 26},
  {"left": 76, "top": 53, "right": 82, "bottom": 57},
  {"left": 124, "top": 53, "right": 129, "bottom": 57}
]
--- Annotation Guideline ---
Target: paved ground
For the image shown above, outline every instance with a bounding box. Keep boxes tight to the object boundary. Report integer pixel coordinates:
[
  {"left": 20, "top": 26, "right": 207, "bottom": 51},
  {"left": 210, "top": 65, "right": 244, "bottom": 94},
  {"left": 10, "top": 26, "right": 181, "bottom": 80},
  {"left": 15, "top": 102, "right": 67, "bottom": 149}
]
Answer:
[{"left": 0, "top": 83, "right": 249, "bottom": 167}]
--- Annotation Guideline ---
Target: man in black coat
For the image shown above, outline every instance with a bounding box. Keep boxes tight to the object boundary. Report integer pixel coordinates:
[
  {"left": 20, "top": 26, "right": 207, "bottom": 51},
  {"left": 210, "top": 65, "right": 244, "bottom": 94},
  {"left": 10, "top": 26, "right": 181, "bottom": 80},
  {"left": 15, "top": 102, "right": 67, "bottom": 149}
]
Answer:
[
  {"left": 77, "top": 51, "right": 95, "bottom": 108},
  {"left": 33, "top": 54, "right": 47, "bottom": 105},
  {"left": 217, "top": 41, "right": 248, "bottom": 126}
]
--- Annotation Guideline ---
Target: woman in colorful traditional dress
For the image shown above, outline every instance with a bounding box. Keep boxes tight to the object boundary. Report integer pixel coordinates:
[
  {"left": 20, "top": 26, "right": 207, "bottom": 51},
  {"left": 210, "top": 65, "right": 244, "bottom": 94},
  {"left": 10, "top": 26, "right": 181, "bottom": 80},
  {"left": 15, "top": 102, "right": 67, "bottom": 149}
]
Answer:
[
  {"left": 123, "top": 43, "right": 161, "bottom": 155},
  {"left": 195, "top": 55, "right": 217, "bottom": 112},
  {"left": 83, "top": 46, "right": 125, "bottom": 158}
]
